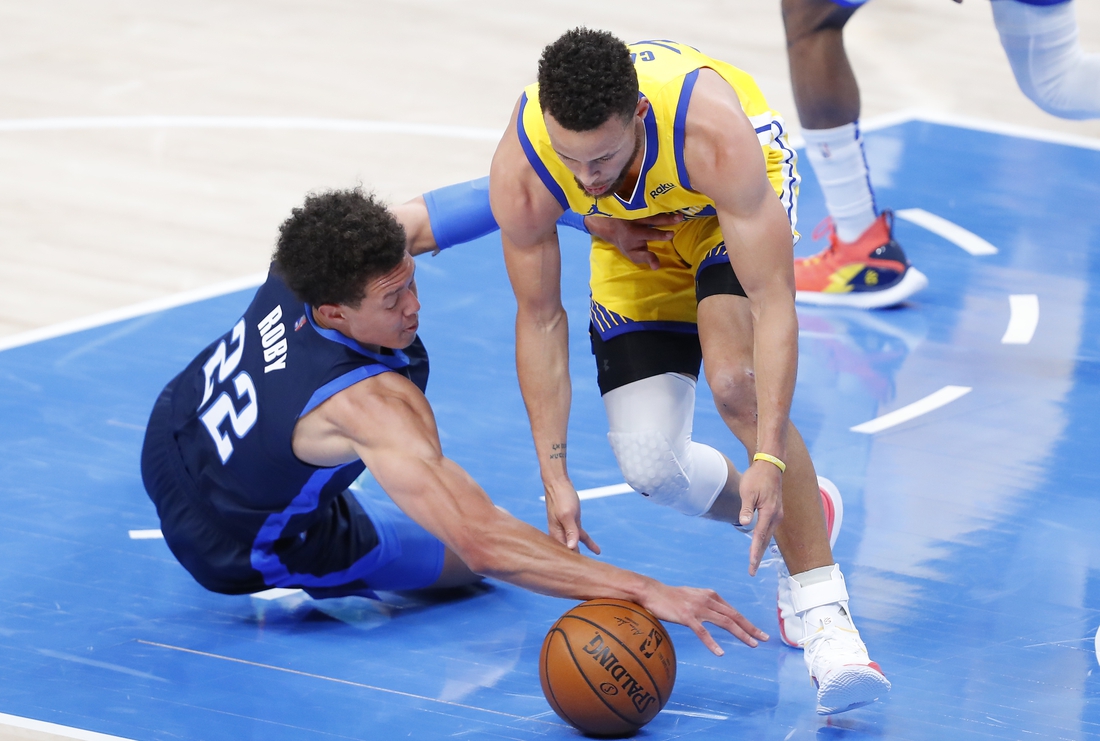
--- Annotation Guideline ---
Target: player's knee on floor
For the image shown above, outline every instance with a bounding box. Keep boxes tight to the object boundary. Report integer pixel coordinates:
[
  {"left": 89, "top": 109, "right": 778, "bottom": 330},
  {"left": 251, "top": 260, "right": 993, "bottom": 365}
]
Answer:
[{"left": 607, "top": 431, "right": 728, "bottom": 517}]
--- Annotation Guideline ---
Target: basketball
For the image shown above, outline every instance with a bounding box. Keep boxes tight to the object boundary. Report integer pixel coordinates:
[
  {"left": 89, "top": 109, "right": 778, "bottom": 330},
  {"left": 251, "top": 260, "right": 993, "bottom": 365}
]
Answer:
[{"left": 539, "top": 599, "right": 676, "bottom": 736}]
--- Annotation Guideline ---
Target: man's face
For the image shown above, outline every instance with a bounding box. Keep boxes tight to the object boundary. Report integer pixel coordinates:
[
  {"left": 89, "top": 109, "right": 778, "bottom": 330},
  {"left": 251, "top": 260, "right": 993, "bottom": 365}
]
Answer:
[
  {"left": 322, "top": 253, "right": 420, "bottom": 351},
  {"left": 544, "top": 99, "right": 648, "bottom": 200}
]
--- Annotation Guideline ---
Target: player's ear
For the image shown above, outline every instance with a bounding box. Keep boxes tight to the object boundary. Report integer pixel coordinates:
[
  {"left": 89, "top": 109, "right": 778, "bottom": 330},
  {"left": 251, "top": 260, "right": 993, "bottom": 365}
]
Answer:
[
  {"left": 315, "top": 303, "right": 346, "bottom": 325},
  {"left": 635, "top": 97, "right": 650, "bottom": 120}
]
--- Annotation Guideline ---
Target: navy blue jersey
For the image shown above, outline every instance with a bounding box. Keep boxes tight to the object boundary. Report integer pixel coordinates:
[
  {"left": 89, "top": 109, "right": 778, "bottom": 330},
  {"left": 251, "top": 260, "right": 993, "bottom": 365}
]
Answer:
[{"left": 155, "top": 268, "right": 428, "bottom": 589}]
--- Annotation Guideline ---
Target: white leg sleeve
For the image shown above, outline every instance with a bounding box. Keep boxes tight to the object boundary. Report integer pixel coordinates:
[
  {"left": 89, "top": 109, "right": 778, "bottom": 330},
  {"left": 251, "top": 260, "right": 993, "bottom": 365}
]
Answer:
[
  {"left": 992, "top": 0, "right": 1100, "bottom": 120},
  {"left": 603, "top": 373, "right": 729, "bottom": 517}
]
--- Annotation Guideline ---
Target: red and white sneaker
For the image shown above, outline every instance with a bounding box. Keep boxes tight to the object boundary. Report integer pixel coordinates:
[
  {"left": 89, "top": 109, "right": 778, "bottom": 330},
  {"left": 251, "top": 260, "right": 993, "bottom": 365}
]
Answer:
[
  {"left": 776, "top": 476, "right": 843, "bottom": 647},
  {"left": 794, "top": 211, "right": 928, "bottom": 309},
  {"left": 789, "top": 565, "right": 891, "bottom": 714}
]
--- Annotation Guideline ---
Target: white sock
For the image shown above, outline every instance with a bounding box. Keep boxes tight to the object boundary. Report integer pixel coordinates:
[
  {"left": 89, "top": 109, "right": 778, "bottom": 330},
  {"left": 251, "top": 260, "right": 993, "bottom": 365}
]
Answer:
[
  {"left": 801, "top": 123, "right": 878, "bottom": 242},
  {"left": 992, "top": 0, "right": 1100, "bottom": 120}
]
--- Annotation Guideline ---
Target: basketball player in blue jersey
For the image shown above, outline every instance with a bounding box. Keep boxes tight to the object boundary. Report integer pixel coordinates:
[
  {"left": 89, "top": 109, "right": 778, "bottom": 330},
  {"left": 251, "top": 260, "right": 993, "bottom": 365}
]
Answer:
[
  {"left": 786, "top": 0, "right": 1099, "bottom": 308},
  {"left": 140, "top": 187, "right": 768, "bottom": 657},
  {"left": 489, "top": 29, "right": 889, "bottom": 715}
]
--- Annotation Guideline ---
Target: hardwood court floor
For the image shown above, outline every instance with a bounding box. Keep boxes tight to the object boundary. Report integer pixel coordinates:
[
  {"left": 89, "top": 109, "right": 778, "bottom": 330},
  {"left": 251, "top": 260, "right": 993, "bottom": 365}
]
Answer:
[{"left": 0, "top": 0, "right": 1098, "bottom": 339}]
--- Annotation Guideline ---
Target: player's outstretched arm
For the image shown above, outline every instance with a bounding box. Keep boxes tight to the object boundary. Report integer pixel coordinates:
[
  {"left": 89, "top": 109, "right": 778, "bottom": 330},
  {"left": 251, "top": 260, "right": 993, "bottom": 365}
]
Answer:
[
  {"left": 298, "top": 371, "right": 767, "bottom": 654},
  {"left": 685, "top": 70, "right": 800, "bottom": 574},
  {"left": 489, "top": 99, "right": 599, "bottom": 555}
]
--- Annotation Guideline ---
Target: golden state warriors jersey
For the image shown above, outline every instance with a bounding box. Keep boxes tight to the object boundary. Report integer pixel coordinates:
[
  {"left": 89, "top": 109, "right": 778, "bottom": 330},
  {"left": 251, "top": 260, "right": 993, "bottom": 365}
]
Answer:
[
  {"left": 517, "top": 39, "right": 798, "bottom": 225},
  {"left": 518, "top": 40, "right": 800, "bottom": 340}
]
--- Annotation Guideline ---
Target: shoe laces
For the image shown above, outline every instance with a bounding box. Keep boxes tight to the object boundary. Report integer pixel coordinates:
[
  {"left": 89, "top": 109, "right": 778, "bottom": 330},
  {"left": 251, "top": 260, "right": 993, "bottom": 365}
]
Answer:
[
  {"left": 798, "top": 617, "right": 866, "bottom": 663},
  {"left": 801, "top": 217, "right": 841, "bottom": 266},
  {"left": 811, "top": 216, "right": 836, "bottom": 242}
]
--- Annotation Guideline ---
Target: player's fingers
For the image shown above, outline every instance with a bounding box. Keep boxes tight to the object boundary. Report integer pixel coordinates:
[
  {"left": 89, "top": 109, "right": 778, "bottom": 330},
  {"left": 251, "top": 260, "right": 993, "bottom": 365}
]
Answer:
[
  {"left": 707, "top": 594, "right": 769, "bottom": 642},
  {"left": 643, "top": 249, "right": 660, "bottom": 270},
  {"left": 578, "top": 527, "right": 601, "bottom": 555},
  {"left": 638, "top": 212, "right": 683, "bottom": 227},
  {"left": 708, "top": 611, "right": 759, "bottom": 647},
  {"left": 748, "top": 528, "right": 768, "bottom": 576},
  {"left": 688, "top": 621, "right": 724, "bottom": 656},
  {"left": 638, "top": 226, "right": 674, "bottom": 241}
]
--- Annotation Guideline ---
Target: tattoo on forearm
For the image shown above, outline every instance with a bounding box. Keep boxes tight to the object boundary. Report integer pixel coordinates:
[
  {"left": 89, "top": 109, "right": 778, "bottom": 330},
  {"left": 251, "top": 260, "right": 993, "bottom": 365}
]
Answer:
[{"left": 549, "top": 442, "right": 567, "bottom": 460}]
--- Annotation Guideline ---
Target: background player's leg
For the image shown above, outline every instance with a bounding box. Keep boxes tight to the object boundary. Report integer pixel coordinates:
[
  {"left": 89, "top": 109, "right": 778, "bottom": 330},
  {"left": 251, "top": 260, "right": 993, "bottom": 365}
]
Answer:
[
  {"left": 782, "top": 0, "right": 861, "bottom": 131},
  {"left": 782, "top": 0, "right": 925, "bottom": 308},
  {"left": 993, "top": 0, "right": 1100, "bottom": 120},
  {"left": 695, "top": 292, "right": 832, "bottom": 576}
]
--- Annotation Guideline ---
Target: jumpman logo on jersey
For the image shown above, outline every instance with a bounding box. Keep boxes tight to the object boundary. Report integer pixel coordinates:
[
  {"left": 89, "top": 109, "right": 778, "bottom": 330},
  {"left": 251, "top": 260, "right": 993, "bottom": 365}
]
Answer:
[{"left": 586, "top": 202, "right": 613, "bottom": 217}]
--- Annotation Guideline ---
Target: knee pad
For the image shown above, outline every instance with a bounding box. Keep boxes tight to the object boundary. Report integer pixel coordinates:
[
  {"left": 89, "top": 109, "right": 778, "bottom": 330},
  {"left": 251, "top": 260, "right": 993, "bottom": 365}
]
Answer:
[{"left": 607, "top": 431, "right": 728, "bottom": 517}]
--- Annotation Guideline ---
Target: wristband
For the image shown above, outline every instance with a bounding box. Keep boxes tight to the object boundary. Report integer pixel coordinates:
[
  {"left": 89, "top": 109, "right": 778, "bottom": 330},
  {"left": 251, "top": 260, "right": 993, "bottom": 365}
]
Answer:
[
  {"left": 556, "top": 209, "right": 590, "bottom": 234},
  {"left": 423, "top": 177, "right": 498, "bottom": 250},
  {"left": 752, "top": 452, "right": 786, "bottom": 473}
]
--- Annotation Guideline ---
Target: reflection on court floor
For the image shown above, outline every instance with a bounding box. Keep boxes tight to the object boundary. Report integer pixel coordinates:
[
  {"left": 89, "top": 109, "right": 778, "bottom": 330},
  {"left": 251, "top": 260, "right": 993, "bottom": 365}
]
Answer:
[{"left": 0, "top": 119, "right": 1098, "bottom": 740}]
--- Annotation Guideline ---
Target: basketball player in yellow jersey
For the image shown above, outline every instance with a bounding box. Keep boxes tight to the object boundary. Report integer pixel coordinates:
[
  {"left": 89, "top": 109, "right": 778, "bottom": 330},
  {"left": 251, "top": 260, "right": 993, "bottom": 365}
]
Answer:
[{"left": 490, "top": 29, "right": 889, "bottom": 715}]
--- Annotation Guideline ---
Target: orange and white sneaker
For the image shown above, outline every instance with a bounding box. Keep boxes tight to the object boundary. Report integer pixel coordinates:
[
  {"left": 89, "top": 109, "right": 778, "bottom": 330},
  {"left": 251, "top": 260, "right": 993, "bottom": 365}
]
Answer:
[
  {"left": 790, "top": 565, "right": 891, "bottom": 714},
  {"left": 795, "top": 211, "right": 928, "bottom": 309},
  {"left": 775, "top": 477, "right": 843, "bottom": 648}
]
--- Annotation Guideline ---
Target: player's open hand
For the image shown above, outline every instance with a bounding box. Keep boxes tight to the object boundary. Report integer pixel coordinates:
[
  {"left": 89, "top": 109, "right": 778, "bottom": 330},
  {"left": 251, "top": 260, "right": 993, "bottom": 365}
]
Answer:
[
  {"left": 641, "top": 584, "right": 768, "bottom": 655},
  {"left": 739, "top": 460, "right": 784, "bottom": 576},
  {"left": 584, "top": 212, "right": 684, "bottom": 270},
  {"left": 544, "top": 480, "right": 601, "bottom": 554}
]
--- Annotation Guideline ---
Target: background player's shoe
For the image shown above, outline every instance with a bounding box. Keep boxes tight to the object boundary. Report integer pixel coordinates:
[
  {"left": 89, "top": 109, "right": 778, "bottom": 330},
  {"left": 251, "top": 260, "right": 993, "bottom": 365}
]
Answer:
[
  {"left": 795, "top": 211, "right": 928, "bottom": 309},
  {"left": 788, "top": 565, "right": 891, "bottom": 714},
  {"left": 776, "top": 476, "right": 843, "bottom": 647}
]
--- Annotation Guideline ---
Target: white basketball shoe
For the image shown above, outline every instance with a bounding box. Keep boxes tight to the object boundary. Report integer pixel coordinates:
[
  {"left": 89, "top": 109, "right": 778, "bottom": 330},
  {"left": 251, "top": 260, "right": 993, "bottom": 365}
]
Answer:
[
  {"left": 775, "top": 476, "right": 843, "bottom": 647},
  {"left": 773, "top": 478, "right": 890, "bottom": 715}
]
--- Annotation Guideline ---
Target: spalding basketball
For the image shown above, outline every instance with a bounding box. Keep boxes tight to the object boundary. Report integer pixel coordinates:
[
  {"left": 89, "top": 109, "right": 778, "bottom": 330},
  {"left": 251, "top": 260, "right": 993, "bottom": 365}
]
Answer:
[{"left": 539, "top": 599, "right": 676, "bottom": 736}]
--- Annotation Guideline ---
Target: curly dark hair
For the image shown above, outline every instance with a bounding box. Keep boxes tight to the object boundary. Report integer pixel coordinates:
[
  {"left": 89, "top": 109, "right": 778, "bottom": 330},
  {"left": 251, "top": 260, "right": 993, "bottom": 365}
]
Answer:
[
  {"left": 272, "top": 188, "right": 406, "bottom": 308},
  {"left": 537, "top": 28, "right": 638, "bottom": 132}
]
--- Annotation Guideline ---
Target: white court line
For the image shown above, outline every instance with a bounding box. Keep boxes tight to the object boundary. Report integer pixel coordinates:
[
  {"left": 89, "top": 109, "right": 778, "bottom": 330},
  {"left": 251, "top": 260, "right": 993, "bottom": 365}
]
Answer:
[
  {"left": 127, "top": 529, "right": 163, "bottom": 540},
  {"left": 850, "top": 385, "right": 972, "bottom": 434},
  {"left": 662, "top": 709, "right": 728, "bottom": 721},
  {"left": 136, "top": 640, "right": 559, "bottom": 725},
  {"left": 0, "top": 272, "right": 266, "bottom": 353},
  {"left": 0, "top": 110, "right": 1094, "bottom": 355},
  {"left": 1002, "top": 295, "right": 1040, "bottom": 344},
  {"left": 539, "top": 482, "right": 634, "bottom": 502},
  {"left": 895, "top": 208, "right": 998, "bottom": 256},
  {"left": 1094, "top": 623, "right": 1099, "bottom": 668},
  {"left": 251, "top": 588, "right": 304, "bottom": 601},
  {"left": 0, "top": 712, "right": 136, "bottom": 741},
  {"left": 867, "top": 108, "right": 1100, "bottom": 152},
  {"left": 0, "top": 115, "right": 503, "bottom": 141}
]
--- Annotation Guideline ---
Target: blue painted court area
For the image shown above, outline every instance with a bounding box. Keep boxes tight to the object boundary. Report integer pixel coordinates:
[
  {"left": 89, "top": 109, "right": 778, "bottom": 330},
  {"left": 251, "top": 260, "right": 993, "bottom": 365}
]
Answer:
[{"left": 1, "top": 119, "right": 1099, "bottom": 740}]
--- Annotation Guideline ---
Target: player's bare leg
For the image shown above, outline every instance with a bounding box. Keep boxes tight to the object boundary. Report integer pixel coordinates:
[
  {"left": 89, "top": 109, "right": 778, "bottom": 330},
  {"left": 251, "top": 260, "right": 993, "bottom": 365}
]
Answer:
[
  {"left": 782, "top": 0, "right": 926, "bottom": 308},
  {"left": 695, "top": 292, "right": 831, "bottom": 576},
  {"left": 697, "top": 291, "right": 889, "bottom": 713},
  {"left": 782, "top": 0, "right": 861, "bottom": 130}
]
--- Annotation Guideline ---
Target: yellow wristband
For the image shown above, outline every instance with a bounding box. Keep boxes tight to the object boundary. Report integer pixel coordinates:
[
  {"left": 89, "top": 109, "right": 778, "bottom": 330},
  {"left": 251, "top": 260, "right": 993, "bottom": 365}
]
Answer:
[{"left": 753, "top": 452, "right": 786, "bottom": 473}]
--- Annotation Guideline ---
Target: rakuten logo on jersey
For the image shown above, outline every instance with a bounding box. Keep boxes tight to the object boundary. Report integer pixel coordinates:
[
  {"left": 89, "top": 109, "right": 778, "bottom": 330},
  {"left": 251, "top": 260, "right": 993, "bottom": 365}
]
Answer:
[{"left": 649, "top": 182, "right": 676, "bottom": 199}]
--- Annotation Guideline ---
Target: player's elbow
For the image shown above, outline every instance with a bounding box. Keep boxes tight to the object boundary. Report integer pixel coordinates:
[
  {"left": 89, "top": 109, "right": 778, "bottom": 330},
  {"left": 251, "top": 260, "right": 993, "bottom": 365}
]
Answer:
[{"left": 448, "top": 512, "right": 515, "bottom": 579}]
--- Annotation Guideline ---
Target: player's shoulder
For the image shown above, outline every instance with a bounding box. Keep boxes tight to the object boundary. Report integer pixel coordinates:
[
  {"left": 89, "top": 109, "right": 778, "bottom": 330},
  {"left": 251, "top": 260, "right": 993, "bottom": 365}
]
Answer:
[{"left": 322, "top": 367, "right": 429, "bottom": 423}]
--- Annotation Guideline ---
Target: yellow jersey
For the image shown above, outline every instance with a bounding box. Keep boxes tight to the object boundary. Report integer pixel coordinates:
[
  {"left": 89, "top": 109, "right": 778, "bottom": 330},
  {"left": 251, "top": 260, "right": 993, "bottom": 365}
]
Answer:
[
  {"left": 517, "top": 40, "right": 799, "bottom": 338},
  {"left": 517, "top": 39, "right": 798, "bottom": 226}
]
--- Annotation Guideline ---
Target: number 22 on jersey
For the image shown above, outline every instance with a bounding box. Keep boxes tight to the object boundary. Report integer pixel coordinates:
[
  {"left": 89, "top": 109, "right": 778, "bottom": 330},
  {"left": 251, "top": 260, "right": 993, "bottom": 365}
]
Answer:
[{"left": 198, "top": 318, "right": 258, "bottom": 463}]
